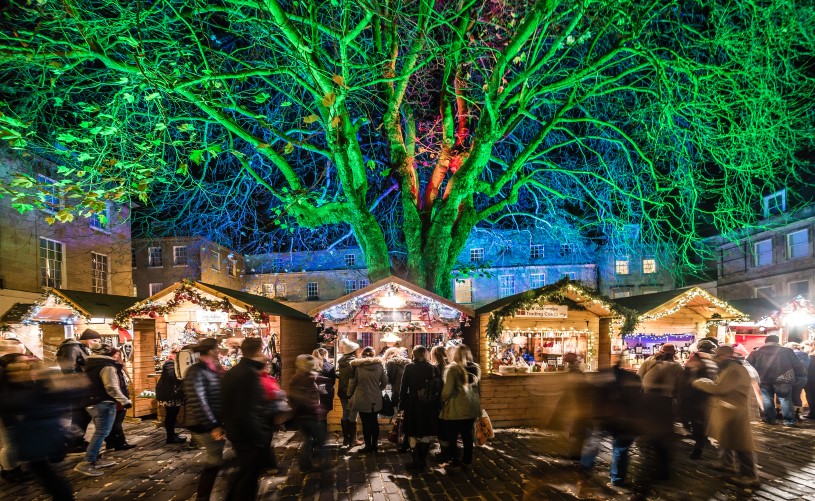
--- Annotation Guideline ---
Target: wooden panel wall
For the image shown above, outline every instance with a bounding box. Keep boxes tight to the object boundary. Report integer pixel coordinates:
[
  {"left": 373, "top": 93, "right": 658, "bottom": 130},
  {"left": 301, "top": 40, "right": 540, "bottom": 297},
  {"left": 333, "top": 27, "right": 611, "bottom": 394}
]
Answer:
[
  {"left": 279, "top": 317, "right": 317, "bottom": 391},
  {"left": 130, "top": 318, "right": 158, "bottom": 418}
]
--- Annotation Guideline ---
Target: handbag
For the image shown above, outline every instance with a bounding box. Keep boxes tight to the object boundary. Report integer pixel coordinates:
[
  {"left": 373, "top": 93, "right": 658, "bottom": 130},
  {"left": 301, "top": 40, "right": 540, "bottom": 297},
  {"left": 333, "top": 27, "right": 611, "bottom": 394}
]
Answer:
[
  {"left": 474, "top": 409, "right": 494, "bottom": 446},
  {"left": 380, "top": 392, "right": 395, "bottom": 417},
  {"left": 175, "top": 404, "right": 189, "bottom": 429},
  {"left": 776, "top": 368, "right": 795, "bottom": 384},
  {"left": 387, "top": 416, "right": 403, "bottom": 444}
]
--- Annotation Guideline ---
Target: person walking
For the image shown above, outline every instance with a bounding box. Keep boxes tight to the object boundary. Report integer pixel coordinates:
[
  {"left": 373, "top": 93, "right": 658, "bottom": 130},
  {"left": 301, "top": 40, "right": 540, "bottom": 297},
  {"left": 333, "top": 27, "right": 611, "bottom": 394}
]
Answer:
[
  {"left": 311, "top": 348, "right": 337, "bottom": 416},
  {"left": 638, "top": 345, "right": 682, "bottom": 482},
  {"left": 182, "top": 338, "right": 225, "bottom": 501},
  {"left": 55, "top": 328, "right": 100, "bottom": 452},
  {"left": 399, "top": 345, "right": 439, "bottom": 473},
  {"left": 0, "top": 339, "right": 27, "bottom": 482},
  {"left": 680, "top": 339, "right": 719, "bottom": 459},
  {"left": 693, "top": 345, "right": 761, "bottom": 487},
  {"left": 440, "top": 344, "right": 481, "bottom": 470},
  {"left": 747, "top": 334, "right": 806, "bottom": 426},
  {"left": 103, "top": 348, "right": 134, "bottom": 452},
  {"left": 155, "top": 347, "right": 187, "bottom": 445},
  {"left": 222, "top": 337, "right": 276, "bottom": 500},
  {"left": 348, "top": 346, "right": 387, "bottom": 454},
  {"left": 787, "top": 342, "right": 809, "bottom": 421},
  {"left": 288, "top": 354, "right": 328, "bottom": 472},
  {"left": 337, "top": 338, "right": 360, "bottom": 447},
  {"left": 73, "top": 344, "right": 132, "bottom": 477}
]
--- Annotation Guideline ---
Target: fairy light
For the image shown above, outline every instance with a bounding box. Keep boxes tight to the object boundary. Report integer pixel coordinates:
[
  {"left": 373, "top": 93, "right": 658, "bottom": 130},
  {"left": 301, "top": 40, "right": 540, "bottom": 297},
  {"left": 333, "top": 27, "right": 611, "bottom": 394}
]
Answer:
[{"left": 639, "top": 287, "right": 748, "bottom": 322}]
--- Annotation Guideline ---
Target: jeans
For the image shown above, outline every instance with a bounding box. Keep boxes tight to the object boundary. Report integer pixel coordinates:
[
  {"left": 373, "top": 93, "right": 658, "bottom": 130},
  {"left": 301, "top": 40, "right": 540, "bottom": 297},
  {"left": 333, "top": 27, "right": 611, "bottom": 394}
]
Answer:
[
  {"left": 760, "top": 383, "right": 795, "bottom": 424},
  {"left": 579, "top": 429, "right": 634, "bottom": 485},
  {"left": 297, "top": 417, "right": 327, "bottom": 468},
  {"left": 105, "top": 408, "right": 127, "bottom": 448},
  {"left": 339, "top": 397, "right": 358, "bottom": 422},
  {"left": 85, "top": 401, "right": 117, "bottom": 463},
  {"left": 190, "top": 431, "right": 225, "bottom": 467}
]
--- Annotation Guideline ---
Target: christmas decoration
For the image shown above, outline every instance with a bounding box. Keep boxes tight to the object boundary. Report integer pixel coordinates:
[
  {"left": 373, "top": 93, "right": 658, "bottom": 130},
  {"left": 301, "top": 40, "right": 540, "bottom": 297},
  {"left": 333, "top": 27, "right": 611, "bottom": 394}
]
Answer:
[{"left": 638, "top": 287, "right": 748, "bottom": 322}]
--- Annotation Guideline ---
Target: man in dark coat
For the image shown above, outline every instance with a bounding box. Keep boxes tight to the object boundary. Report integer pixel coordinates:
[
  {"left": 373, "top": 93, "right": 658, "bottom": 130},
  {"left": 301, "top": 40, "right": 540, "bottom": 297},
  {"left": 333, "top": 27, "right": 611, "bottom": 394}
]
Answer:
[
  {"left": 747, "top": 334, "right": 806, "bottom": 426},
  {"left": 56, "top": 329, "right": 100, "bottom": 451},
  {"left": 399, "top": 345, "right": 439, "bottom": 472},
  {"left": 680, "top": 339, "right": 719, "bottom": 459},
  {"left": 222, "top": 337, "right": 274, "bottom": 500}
]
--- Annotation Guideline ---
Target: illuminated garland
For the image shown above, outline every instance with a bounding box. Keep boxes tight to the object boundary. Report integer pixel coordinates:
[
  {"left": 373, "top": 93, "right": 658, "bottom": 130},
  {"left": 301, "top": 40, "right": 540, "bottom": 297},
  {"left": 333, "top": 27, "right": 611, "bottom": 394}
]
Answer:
[
  {"left": 639, "top": 287, "right": 748, "bottom": 322},
  {"left": 21, "top": 290, "right": 87, "bottom": 325},
  {"left": 759, "top": 295, "right": 815, "bottom": 326},
  {"left": 485, "top": 278, "right": 638, "bottom": 342},
  {"left": 113, "top": 280, "right": 270, "bottom": 329}
]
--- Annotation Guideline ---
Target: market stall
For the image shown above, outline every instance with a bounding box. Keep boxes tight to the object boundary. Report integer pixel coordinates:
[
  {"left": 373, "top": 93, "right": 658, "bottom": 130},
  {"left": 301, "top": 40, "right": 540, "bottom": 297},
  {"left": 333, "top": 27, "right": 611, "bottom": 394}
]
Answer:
[
  {"left": 613, "top": 287, "right": 748, "bottom": 370},
  {"left": 724, "top": 297, "right": 780, "bottom": 352},
  {"left": 469, "top": 278, "right": 637, "bottom": 427},
  {"left": 114, "top": 280, "right": 313, "bottom": 417}
]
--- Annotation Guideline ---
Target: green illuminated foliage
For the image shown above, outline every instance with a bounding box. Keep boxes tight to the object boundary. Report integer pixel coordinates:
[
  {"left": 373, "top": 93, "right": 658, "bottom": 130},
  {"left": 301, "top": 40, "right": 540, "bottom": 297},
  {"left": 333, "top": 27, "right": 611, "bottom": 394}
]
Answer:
[{"left": 0, "top": 0, "right": 812, "bottom": 295}]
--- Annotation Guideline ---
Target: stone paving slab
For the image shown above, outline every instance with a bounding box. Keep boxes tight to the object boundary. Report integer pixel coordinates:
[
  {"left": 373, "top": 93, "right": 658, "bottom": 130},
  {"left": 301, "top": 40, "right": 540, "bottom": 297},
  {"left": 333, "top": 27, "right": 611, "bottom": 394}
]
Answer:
[{"left": 3, "top": 418, "right": 815, "bottom": 500}]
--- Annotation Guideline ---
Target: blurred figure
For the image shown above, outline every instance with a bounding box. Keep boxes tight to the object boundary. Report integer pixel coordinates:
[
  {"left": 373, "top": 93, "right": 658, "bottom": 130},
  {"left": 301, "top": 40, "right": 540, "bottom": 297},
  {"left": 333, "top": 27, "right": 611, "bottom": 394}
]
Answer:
[
  {"left": 440, "top": 344, "right": 481, "bottom": 470},
  {"left": 104, "top": 348, "right": 134, "bottom": 452},
  {"left": 430, "top": 345, "right": 450, "bottom": 457},
  {"left": 155, "top": 346, "right": 187, "bottom": 445},
  {"left": 258, "top": 358, "right": 283, "bottom": 471},
  {"left": 348, "top": 346, "right": 387, "bottom": 454},
  {"left": 786, "top": 342, "right": 809, "bottom": 421},
  {"left": 337, "top": 338, "right": 360, "bottom": 447},
  {"left": 578, "top": 364, "right": 642, "bottom": 491},
  {"left": 733, "top": 343, "right": 763, "bottom": 421},
  {"left": 2, "top": 356, "right": 83, "bottom": 500},
  {"left": 399, "top": 345, "right": 439, "bottom": 473},
  {"left": 183, "top": 339, "right": 225, "bottom": 501},
  {"left": 384, "top": 347, "right": 410, "bottom": 451},
  {"left": 56, "top": 328, "right": 100, "bottom": 452},
  {"left": 288, "top": 354, "right": 328, "bottom": 472},
  {"left": 680, "top": 339, "right": 719, "bottom": 459},
  {"left": 222, "top": 337, "right": 275, "bottom": 500},
  {"left": 74, "top": 344, "right": 133, "bottom": 477},
  {"left": 549, "top": 353, "right": 589, "bottom": 459},
  {"left": 0, "top": 339, "right": 27, "bottom": 482},
  {"left": 639, "top": 344, "right": 682, "bottom": 482},
  {"left": 311, "top": 348, "right": 337, "bottom": 416},
  {"left": 693, "top": 345, "right": 760, "bottom": 487},
  {"left": 747, "top": 334, "right": 805, "bottom": 426},
  {"left": 804, "top": 341, "right": 815, "bottom": 419}
]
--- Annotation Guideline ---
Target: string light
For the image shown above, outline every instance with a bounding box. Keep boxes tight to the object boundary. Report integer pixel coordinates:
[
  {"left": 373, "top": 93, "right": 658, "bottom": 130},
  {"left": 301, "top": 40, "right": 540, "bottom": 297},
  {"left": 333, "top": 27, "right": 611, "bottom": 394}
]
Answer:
[{"left": 639, "top": 287, "right": 748, "bottom": 322}]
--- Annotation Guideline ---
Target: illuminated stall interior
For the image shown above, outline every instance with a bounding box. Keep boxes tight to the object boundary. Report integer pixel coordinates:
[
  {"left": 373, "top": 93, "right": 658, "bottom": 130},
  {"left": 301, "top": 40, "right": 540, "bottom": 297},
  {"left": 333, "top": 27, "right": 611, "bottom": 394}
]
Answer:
[
  {"left": 613, "top": 287, "right": 747, "bottom": 370},
  {"left": 726, "top": 296, "right": 815, "bottom": 350},
  {"left": 311, "top": 276, "right": 474, "bottom": 359},
  {"left": 474, "top": 278, "right": 638, "bottom": 374},
  {"left": 116, "top": 280, "right": 312, "bottom": 417},
  {"left": 725, "top": 297, "right": 780, "bottom": 351}
]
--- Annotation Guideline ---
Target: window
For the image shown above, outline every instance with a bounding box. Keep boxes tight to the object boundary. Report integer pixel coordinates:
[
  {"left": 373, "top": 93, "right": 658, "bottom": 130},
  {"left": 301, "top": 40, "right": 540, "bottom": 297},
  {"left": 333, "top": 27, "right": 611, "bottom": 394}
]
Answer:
[
  {"left": 39, "top": 237, "right": 63, "bottom": 288},
  {"left": 262, "top": 284, "right": 274, "bottom": 296},
  {"left": 131, "top": 247, "right": 137, "bottom": 269},
  {"left": 530, "top": 245, "right": 545, "bottom": 259},
  {"left": 89, "top": 205, "right": 110, "bottom": 232},
  {"left": 470, "top": 248, "right": 485, "bottom": 263},
  {"left": 560, "top": 243, "right": 576, "bottom": 257},
  {"left": 763, "top": 189, "right": 786, "bottom": 218},
  {"left": 344, "top": 279, "right": 369, "bottom": 295},
  {"left": 227, "top": 258, "right": 238, "bottom": 277},
  {"left": 148, "top": 247, "right": 163, "bottom": 267},
  {"left": 358, "top": 279, "right": 369, "bottom": 290},
  {"left": 530, "top": 273, "right": 546, "bottom": 289},
  {"left": 790, "top": 281, "right": 810, "bottom": 298},
  {"left": 755, "top": 286, "right": 773, "bottom": 299},
  {"left": 345, "top": 254, "right": 356, "bottom": 267},
  {"left": 787, "top": 230, "right": 809, "bottom": 260},
  {"left": 642, "top": 258, "right": 657, "bottom": 274},
  {"left": 211, "top": 251, "right": 220, "bottom": 271},
  {"left": 358, "top": 332, "right": 373, "bottom": 348},
  {"left": 615, "top": 259, "right": 630, "bottom": 275},
  {"left": 454, "top": 278, "right": 473, "bottom": 303},
  {"left": 272, "top": 258, "right": 284, "bottom": 270},
  {"left": 91, "top": 253, "right": 109, "bottom": 294},
  {"left": 36, "top": 174, "right": 61, "bottom": 213},
  {"left": 562, "top": 272, "right": 577, "bottom": 280},
  {"left": 612, "top": 289, "right": 632, "bottom": 298},
  {"left": 173, "top": 246, "right": 188, "bottom": 266},
  {"left": 499, "top": 275, "right": 515, "bottom": 298},
  {"left": 754, "top": 239, "right": 773, "bottom": 267},
  {"left": 275, "top": 283, "right": 287, "bottom": 298},
  {"left": 148, "top": 283, "right": 164, "bottom": 296},
  {"left": 307, "top": 282, "right": 319, "bottom": 300}
]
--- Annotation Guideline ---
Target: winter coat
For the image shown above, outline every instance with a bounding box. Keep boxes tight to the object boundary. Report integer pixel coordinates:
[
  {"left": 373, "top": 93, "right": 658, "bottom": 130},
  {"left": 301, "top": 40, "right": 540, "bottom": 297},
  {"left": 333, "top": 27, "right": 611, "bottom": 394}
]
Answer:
[
  {"left": 385, "top": 356, "right": 410, "bottom": 408},
  {"left": 640, "top": 359, "right": 683, "bottom": 398},
  {"left": 747, "top": 343, "right": 806, "bottom": 384},
  {"left": 84, "top": 355, "right": 131, "bottom": 406},
  {"left": 337, "top": 353, "right": 356, "bottom": 400},
  {"left": 399, "top": 360, "right": 439, "bottom": 438},
  {"left": 440, "top": 362, "right": 481, "bottom": 421},
  {"left": 183, "top": 360, "right": 222, "bottom": 433},
  {"left": 316, "top": 360, "right": 337, "bottom": 412},
  {"left": 222, "top": 357, "right": 275, "bottom": 447},
  {"left": 679, "top": 352, "right": 719, "bottom": 420},
  {"left": 55, "top": 339, "right": 88, "bottom": 374},
  {"left": 288, "top": 370, "right": 324, "bottom": 419},
  {"left": 155, "top": 359, "right": 185, "bottom": 405},
  {"left": 693, "top": 358, "right": 756, "bottom": 452},
  {"left": 347, "top": 357, "right": 387, "bottom": 413}
]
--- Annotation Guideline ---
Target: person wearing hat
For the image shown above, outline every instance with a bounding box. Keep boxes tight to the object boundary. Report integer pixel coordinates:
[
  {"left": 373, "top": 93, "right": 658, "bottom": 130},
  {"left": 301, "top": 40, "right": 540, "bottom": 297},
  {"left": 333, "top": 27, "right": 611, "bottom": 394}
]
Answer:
[
  {"left": 57, "top": 328, "right": 101, "bottom": 452},
  {"left": 182, "top": 338, "right": 225, "bottom": 501},
  {"left": 73, "top": 344, "right": 132, "bottom": 477},
  {"left": 680, "top": 339, "right": 719, "bottom": 459},
  {"left": 693, "top": 345, "right": 760, "bottom": 487},
  {"left": 337, "top": 338, "right": 361, "bottom": 447},
  {"left": 221, "top": 337, "right": 276, "bottom": 499}
]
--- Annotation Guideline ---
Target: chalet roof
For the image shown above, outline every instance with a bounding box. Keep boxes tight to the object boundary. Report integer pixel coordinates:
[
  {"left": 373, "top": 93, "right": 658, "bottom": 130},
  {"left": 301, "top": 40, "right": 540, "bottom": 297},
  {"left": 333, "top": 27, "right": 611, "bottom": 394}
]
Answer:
[
  {"left": 309, "top": 276, "right": 474, "bottom": 319},
  {"left": 614, "top": 287, "right": 748, "bottom": 321},
  {"left": 51, "top": 289, "right": 142, "bottom": 319},
  {"left": 0, "top": 303, "right": 35, "bottom": 324},
  {"left": 727, "top": 297, "right": 783, "bottom": 322}
]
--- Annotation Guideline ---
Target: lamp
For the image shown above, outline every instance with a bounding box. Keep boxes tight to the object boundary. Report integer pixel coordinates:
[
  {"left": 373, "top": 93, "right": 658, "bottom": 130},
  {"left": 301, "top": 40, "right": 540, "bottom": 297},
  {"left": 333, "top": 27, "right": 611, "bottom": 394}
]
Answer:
[{"left": 379, "top": 292, "right": 405, "bottom": 309}]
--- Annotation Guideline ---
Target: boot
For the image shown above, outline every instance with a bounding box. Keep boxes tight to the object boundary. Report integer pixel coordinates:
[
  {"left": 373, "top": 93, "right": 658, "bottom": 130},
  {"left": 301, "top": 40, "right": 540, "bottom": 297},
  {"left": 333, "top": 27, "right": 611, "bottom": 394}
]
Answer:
[{"left": 196, "top": 466, "right": 219, "bottom": 501}]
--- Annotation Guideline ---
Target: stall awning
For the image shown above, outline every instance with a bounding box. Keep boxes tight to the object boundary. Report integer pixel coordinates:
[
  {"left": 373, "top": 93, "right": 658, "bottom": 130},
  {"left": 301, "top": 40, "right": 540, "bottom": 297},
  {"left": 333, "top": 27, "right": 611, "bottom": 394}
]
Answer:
[
  {"left": 613, "top": 287, "right": 748, "bottom": 322},
  {"left": 726, "top": 297, "right": 782, "bottom": 323},
  {"left": 198, "top": 282, "right": 311, "bottom": 320},
  {"left": 0, "top": 303, "right": 35, "bottom": 324},
  {"left": 21, "top": 289, "right": 141, "bottom": 324}
]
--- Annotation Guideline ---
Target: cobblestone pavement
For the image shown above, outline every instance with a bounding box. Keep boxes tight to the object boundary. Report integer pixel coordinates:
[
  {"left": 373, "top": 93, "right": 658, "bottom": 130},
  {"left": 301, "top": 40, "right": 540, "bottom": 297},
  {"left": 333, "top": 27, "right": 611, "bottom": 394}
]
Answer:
[{"left": 3, "top": 417, "right": 815, "bottom": 500}]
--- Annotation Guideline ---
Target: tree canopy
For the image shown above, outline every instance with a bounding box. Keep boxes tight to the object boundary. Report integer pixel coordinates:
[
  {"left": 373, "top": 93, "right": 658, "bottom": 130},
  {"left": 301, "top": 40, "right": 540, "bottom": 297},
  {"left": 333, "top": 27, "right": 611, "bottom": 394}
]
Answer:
[{"left": 0, "top": 0, "right": 813, "bottom": 295}]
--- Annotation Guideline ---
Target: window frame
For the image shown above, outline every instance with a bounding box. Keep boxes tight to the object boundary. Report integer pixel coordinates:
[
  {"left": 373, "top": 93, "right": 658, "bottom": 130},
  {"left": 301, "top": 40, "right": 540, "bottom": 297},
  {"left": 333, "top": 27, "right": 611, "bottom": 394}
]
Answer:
[
  {"left": 36, "top": 174, "right": 62, "bottom": 214},
  {"left": 755, "top": 286, "right": 774, "bottom": 299},
  {"left": 562, "top": 272, "right": 577, "bottom": 280},
  {"left": 147, "top": 246, "right": 163, "bottom": 268},
  {"left": 753, "top": 239, "right": 773, "bottom": 267},
  {"left": 131, "top": 247, "right": 137, "bottom": 269},
  {"left": 615, "top": 259, "right": 630, "bottom": 275},
  {"left": 763, "top": 189, "right": 786, "bottom": 218},
  {"left": 498, "top": 275, "right": 515, "bottom": 298},
  {"left": 89, "top": 203, "right": 111, "bottom": 233},
  {"left": 91, "top": 252, "right": 109, "bottom": 294},
  {"left": 211, "top": 251, "right": 220, "bottom": 272},
  {"left": 789, "top": 280, "right": 810, "bottom": 298},
  {"left": 530, "top": 273, "right": 546, "bottom": 289},
  {"left": 39, "top": 237, "right": 64, "bottom": 289},
  {"left": 307, "top": 281, "right": 319, "bottom": 299},
  {"left": 148, "top": 283, "right": 164, "bottom": 297},
  {"left": 787, "top": 229, "right": 809, "bottom": 260},
  {"left": 345, "top": 253, "right": 356, "bottom": 267},
  {"left": 454, "top": 278, "right": 473, "bottom": 303},
  {"left": 173, "top": 246, "right": 189, "bottom": 267},
  {"left": 469, "top": 247, "right": 485, "bottom": 263},
  {"left": 642, "top": 258, "right": 657, "bottom": 274},
  {"left": 275, "top": 283, "right": 287, "bottom": 298},
  {"left": 529, "top": 244, "right": 545, "bottom": 260}
]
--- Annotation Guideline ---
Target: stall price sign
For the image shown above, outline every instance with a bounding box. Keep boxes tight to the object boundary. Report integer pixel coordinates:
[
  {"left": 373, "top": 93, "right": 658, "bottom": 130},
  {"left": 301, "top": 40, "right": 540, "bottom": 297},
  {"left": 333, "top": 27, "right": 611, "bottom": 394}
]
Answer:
[
  {"left": 374, "top": 310, "right": 412, "bottom": 323},
  {"left": 514, "top": 305, "right": 568, "bottom": 318},
  {"left": 196, "top": 310, "right": 230, "bottom": 323}
]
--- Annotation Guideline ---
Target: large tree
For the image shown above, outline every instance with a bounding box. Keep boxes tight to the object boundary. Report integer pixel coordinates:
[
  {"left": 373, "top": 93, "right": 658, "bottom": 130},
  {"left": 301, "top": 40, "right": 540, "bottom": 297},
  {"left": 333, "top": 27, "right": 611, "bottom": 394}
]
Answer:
[{"left": 0, "top": 0, "right": 812, "bottom": 295}]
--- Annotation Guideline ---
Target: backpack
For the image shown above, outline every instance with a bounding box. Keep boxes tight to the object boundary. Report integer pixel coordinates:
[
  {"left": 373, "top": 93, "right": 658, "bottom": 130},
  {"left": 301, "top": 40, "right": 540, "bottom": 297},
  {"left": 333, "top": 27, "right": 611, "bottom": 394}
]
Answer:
[
  {"left": 174, "top": 349, "right": 199, "bottom": 380},
  {"left": 417, "top": 376, "right": 442, "bottom": 404}
]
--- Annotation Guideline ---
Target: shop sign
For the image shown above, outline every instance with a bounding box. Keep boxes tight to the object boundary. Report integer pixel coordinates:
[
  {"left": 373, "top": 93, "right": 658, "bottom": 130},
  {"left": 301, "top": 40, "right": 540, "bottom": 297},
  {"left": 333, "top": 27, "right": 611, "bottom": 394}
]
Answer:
[
  {"left": 196, "top": 310, "right": 229, "bottom": 323},
  {"left": 514, "top": 305, "right": 568, "bottom": 318},
  {"left": 375, "top": 310, "right": 412, "bottom": 323}
]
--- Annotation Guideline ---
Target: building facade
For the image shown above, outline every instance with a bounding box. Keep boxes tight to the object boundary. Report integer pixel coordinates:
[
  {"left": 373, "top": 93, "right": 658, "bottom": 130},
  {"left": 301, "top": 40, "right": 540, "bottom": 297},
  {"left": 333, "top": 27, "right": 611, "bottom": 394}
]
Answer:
[{"left": 131, "top": 237, "right": 245, "bottom": 298}]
